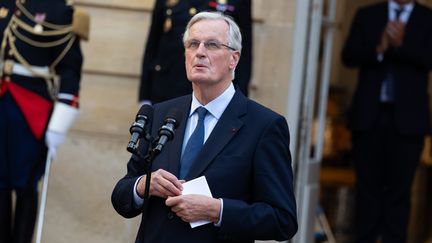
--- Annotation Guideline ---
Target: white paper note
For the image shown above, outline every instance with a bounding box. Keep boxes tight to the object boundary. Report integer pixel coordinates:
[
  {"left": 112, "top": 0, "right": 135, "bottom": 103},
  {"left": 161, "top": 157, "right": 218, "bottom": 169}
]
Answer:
[{"left": 182, "top": 176, "right": 213, "bottom": 228}]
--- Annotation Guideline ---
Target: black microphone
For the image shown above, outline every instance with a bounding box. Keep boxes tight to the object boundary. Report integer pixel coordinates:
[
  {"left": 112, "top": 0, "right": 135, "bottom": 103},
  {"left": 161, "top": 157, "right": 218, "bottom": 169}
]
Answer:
[
  {"left": 127, "top": 104, "right": 153, "bottom": 153},
  {"left": 153, "top": 108, "right": 183, "bottom": 153}
]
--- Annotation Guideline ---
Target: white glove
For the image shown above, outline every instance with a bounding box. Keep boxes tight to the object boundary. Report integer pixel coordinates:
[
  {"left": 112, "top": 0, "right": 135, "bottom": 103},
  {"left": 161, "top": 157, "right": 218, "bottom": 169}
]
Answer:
[
  {"left": 45, "top": 130, "right": 66, "bottom": 159},
  {"left": 45, "top": 102, "right": 80, "bottom": 160}
]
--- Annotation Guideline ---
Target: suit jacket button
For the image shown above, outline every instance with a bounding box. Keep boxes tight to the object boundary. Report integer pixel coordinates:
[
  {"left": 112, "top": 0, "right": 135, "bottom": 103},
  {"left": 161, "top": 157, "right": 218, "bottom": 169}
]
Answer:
[{"left": 167, "top": 212, "right": 174, "bottom": 220}]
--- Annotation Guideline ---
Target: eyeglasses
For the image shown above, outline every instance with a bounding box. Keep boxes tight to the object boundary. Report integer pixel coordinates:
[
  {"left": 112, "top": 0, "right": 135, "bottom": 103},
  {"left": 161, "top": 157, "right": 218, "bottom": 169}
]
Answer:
[{"left": 184, "top": 39, "right": 236, "bottom": 51}]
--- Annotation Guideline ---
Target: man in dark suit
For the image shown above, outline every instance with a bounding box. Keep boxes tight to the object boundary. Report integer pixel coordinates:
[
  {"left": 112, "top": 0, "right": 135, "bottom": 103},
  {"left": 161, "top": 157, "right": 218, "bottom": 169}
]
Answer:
[
  {"left": 112, "top": 11, "right": 297, "bottom": 242},
  {"left": 342, "top": 0, "right": 432, "bottom": 242},
  {"left": 139, "top": 0, "right": 252, "bottom": 105}
]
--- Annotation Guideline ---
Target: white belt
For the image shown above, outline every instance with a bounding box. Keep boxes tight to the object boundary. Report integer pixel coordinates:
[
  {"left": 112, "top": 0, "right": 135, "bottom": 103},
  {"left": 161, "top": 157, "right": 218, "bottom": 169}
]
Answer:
[
  {"left": 4, "top": 60, "right": 50, "bottom": 77},
  {"left": 13, "top": 62, "right": 50, "bottom": 77}
]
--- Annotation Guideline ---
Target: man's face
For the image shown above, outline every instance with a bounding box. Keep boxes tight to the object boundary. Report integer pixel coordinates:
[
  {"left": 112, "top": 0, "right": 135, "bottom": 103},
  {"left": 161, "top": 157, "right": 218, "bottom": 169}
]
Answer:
[{"left": 184, "top": 19, "right": 240, "bottom": 87}]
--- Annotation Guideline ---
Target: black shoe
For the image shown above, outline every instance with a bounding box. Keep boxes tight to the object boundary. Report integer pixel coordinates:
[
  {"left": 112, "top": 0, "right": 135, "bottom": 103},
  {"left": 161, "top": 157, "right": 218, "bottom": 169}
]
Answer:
[
  {"left": 0, "top": 189, "right": 12, "bottom": 243},
  {"left": 12, "top": 190, "right": 38, "bottom": 243}
]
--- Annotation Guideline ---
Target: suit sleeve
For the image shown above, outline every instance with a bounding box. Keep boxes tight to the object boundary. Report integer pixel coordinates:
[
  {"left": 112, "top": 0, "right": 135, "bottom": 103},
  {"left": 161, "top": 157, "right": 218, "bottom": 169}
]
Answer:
[
  {"left": 218, "top": 116, "right": 298, "bottom": 241},
  {"left": 111, "top": 151, "right": 148, "bottom": 218},
  {"left": 232, "top": 0, "right": 252, "bottom": 96},
  {"left": 342, "top": 8, "right": 382, "bottom": 67},
  {"left": 139, "top": 0, "right": 165, "bottom": 102}
]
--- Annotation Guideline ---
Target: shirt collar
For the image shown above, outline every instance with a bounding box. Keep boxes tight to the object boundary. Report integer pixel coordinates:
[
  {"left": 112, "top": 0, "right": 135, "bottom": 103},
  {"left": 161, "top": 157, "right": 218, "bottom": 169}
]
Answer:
[
  {"left": 189, "top": 83, "right": 235, "bottom": 120},
  {"left": 389, "top": 0, "right": 414, "bottom": 13}
]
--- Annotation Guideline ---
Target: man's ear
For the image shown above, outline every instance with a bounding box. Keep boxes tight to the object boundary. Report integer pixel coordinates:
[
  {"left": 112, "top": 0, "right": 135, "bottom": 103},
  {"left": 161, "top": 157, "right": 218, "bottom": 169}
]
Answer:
[{"left": 229, "top": 51, "right": 241, "bottom": 70}]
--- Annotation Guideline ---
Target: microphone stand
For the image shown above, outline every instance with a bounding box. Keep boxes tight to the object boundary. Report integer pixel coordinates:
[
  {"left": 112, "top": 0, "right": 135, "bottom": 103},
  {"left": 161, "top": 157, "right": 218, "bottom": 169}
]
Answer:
[{"left": 128, "top": 135, "right": 161, "bottom": 232}]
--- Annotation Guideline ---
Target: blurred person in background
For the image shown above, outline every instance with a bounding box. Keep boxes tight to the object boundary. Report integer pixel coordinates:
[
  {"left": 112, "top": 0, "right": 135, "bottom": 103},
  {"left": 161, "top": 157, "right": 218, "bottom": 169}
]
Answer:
[
  {"left": 342, "top": 0, "right": 432, "bottom": 242},
  {"left": 0, "top": 0, "right": 88, "bottom": 242},
  {"left": 139, "top": 0, "right": 252, "bottom": 105}
]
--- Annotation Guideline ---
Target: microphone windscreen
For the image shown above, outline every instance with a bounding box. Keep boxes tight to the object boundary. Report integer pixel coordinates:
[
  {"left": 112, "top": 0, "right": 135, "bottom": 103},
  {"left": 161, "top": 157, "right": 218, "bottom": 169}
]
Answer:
[
  {"left": 138, "top": 104, "right": 154, "bottom": 120},
  {"left": 165, "top": 108, "right": 183, "bottom": 128}
]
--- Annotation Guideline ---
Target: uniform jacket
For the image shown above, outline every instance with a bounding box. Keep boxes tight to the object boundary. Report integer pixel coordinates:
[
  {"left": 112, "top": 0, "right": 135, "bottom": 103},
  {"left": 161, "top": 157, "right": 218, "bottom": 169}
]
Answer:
[
  {"left": 112, "top": 90, "right": 298, "bottom": 243},
  {"left": 342, "top": 1, "right": 432, "bottom": 135},
  {"left": 0, "top": 0, "right": 83, "bottom": 139},
  {"left": 139, "top": 0, "right": 252, "bottom": 103}
]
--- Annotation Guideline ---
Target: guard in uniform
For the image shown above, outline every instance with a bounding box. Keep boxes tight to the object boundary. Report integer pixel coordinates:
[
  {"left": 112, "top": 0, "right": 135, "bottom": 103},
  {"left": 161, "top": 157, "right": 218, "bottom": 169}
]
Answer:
[
  {"left": 139, "top": 0, "right": 252, "bottom": 104},
  {"left": 0, "top": 0, "right": 89, "bottom": 242}
]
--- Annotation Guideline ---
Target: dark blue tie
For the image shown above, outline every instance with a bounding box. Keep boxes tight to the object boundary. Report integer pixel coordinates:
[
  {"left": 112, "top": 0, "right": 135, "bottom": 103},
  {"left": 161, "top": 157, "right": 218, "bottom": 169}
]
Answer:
[
  {"left": 383, "top": 6, "right": 403, "bottom": 102},
  {"left": 395, "top": 6, "right": 403, "bottom": 20},
  {"left": 179, "top": 107, "right": 208, "bottom": 179}
]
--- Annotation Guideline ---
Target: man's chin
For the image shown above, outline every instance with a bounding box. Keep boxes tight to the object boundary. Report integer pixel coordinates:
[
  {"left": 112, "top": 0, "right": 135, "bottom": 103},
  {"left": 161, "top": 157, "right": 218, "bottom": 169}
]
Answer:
[{"left": 189, "top": 74, "right": 209, "bottom": 83}]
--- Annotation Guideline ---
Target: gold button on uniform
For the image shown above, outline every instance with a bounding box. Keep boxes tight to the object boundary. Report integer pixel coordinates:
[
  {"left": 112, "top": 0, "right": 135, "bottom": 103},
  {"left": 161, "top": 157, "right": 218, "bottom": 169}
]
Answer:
[
  {"left": 4, "top": 61, "right": 13, "bottom": 75},
  {"left": 155, "top": 65, "right": 161, "bottom": 71},
  {"left": 189, "top": 7, "right": 197, "bottom": 16},
  {"left": 0, "top": 7, "right": 9, "bottom": 18},
  {"left": 34, "top": 24, "right": 43, "bottom": 33}
]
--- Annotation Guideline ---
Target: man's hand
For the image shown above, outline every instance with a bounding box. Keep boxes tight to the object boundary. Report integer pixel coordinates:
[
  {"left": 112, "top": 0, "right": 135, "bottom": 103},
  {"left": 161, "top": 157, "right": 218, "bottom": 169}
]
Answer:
[
  {"left": 376, "top": 30, "right": 390, "bottom": 54},
  {"left": 165, "top": 194, "right": 221, "bottom": 223},
  {"left": 386, "top": 21, "right": 405, "bottom": 48},
  {"left": 136, "top": 169, "right": 183, "bottom": 198}
]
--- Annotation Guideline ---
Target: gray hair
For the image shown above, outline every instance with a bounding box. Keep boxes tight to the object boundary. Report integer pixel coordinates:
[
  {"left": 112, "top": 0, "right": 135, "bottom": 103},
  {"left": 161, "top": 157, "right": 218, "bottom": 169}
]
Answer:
[{"left": 183, "top": 11, "right": 242, "bottom": 52}]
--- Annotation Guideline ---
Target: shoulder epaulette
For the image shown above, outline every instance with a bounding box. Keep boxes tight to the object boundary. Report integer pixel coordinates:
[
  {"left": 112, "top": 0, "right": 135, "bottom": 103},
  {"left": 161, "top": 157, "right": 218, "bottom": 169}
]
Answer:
[{"left": 72, "top": 7, "right": 90, "bottom": 41}]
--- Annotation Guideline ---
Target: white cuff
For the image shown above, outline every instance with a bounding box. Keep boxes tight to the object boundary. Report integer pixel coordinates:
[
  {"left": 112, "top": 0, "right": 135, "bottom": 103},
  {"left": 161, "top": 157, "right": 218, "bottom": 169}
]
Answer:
[
  {"left": 133, "top": 176, "right": 144, "bottom": 208},
  {"left": 377, "top": 53, "right": 384, "bottom": 62},
  {"left": 139, "top": 100, "right": 152, "bottom": 107},
  {"left": 214, "top": 198, "right": 223, "bottom": 227}
]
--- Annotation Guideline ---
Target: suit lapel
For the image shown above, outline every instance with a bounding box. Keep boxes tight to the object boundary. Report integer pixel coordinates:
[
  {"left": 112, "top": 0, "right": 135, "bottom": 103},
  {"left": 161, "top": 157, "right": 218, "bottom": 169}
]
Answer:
[
  {"left": 404, "top": 3, "right": 420, "bottom": 36},
  {"left": 184, "top": 91, "right": 247, "bottom": 180}
]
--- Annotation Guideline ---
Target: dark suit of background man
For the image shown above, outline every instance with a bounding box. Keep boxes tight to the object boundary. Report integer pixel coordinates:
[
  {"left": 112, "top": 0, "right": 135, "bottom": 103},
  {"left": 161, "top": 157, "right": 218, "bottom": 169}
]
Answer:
[
  {"left": 342, "top": 0, "right": 432, "bottom": 242},
  {"left": 0, "top": 0, "right": 88, "bottom": 242},
  {"left": 112, "top": 11, "right": 297, "bottom": 242},
  {"left": 139, "top": 0, "right": 252, "bottom": 105}
]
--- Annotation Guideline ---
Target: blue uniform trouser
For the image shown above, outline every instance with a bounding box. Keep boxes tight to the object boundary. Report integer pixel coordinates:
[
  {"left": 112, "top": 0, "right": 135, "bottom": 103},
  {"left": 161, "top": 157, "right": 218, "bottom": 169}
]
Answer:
[{"left": 0, "top": 92, "right": 47, "bottom": 191}]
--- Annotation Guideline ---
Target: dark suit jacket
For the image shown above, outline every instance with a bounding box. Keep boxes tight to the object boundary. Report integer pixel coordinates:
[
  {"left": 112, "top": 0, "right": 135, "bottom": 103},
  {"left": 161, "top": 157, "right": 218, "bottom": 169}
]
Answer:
[
  {"left": 139, "top": 0, "right": 252, "bottom": 103},
  {"left": 112, "top": 91, "right": 297, "bottom": 243},
  {"left": 342, "top": 1, "right": 432, "bottom": 135}
]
